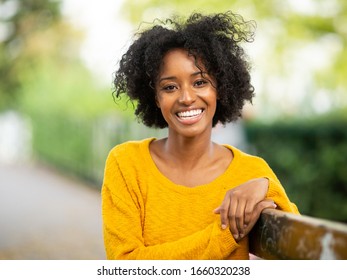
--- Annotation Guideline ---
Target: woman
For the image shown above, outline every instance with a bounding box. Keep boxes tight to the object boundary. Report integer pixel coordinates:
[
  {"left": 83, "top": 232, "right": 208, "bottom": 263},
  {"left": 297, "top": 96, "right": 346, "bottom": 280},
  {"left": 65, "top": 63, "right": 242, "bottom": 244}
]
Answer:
[{"left": 102, "top": 11, "right": 299, "bottom": 259}]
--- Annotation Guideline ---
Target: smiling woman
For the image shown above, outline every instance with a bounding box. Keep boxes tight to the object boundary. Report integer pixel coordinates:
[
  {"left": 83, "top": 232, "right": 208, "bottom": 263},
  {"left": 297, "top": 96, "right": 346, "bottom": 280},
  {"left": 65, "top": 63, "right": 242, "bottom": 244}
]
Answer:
[
  {"left": 154, "top": 48, "right": 217, "bottom": 138},
  {"left": 101, "top": 11, "right": 299, "bottom": 260}
]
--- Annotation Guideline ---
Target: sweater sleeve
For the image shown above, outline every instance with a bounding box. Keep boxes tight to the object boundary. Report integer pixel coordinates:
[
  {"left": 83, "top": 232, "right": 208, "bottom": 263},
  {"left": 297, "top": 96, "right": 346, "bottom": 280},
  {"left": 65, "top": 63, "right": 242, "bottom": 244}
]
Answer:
[
  {"left": 267, "top": 177, "right": 299, "bottom": 214},
  {"left": 101, "top": 152, "right": 239, "bottom": 260},
  {"left": 256, "top": 159, "right": 299, "bottom": 214}
]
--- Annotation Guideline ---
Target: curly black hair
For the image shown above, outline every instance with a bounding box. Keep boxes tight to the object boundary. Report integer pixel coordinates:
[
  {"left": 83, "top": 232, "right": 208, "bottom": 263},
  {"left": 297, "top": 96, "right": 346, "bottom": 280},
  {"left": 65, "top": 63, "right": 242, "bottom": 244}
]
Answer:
[{"left": 113, "top": 11, "right": 256, "bottom": 128}]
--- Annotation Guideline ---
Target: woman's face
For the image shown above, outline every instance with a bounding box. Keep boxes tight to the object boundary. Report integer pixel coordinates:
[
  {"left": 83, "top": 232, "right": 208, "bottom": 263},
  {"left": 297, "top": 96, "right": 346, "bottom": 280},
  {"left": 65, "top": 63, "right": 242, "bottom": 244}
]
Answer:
[{"left": 155, "top": 48, "right": 217, "bottom": 139}]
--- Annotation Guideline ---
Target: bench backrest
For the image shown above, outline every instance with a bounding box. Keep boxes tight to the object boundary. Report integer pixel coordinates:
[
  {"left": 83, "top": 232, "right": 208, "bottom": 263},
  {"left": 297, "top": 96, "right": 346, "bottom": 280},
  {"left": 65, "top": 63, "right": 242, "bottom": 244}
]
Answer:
[{"left": 249, "top": 209, "right": 347, "bottom": 259}]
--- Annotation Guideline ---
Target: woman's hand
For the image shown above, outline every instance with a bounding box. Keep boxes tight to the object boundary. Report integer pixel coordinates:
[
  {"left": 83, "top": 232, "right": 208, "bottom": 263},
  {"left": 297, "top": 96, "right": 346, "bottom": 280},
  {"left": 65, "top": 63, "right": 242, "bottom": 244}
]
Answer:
[{"left": 214, "top": 178, "right": 276, "bottom": 241}]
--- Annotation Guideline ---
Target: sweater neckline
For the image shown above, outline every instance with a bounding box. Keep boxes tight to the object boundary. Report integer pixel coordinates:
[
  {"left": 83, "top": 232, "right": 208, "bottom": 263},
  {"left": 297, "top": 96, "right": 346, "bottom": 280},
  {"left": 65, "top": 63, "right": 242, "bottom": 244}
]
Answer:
[{"left": 141, "top": 137, "right": 240, "bottom": 192}]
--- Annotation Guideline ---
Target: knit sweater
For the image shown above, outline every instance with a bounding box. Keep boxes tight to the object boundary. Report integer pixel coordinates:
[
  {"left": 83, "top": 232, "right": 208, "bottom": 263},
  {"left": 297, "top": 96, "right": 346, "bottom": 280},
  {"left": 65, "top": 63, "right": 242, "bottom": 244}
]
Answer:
[{"left": 102, "top": 138, "right": 299, "bottom": 260}]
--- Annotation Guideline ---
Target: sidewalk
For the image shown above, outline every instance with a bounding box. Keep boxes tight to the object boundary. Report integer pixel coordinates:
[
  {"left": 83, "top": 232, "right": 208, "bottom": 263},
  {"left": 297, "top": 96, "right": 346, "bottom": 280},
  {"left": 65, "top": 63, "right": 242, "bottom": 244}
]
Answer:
[{"left": 0, "top": 163, "right": 105, "bottom": 260}]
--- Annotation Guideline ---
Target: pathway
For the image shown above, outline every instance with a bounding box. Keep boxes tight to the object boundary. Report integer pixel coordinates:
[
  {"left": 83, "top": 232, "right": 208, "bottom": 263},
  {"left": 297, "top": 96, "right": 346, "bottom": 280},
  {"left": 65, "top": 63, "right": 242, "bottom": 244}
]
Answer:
[{"left": 0, "top": 162, "right": 105, "bottom": 260}]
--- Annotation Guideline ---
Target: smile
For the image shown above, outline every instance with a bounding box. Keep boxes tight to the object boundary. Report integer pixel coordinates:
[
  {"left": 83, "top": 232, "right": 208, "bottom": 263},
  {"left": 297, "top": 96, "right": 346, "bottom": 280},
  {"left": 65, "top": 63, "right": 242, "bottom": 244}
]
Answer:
[{"left": 176, "top": 109, "right": 203, "bottom": 119}]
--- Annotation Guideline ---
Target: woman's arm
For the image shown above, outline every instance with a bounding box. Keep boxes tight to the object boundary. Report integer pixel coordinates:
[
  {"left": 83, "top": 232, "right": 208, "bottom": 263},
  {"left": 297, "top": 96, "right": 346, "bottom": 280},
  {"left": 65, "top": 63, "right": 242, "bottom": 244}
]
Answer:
[
  {"left": 213, "top": 160, "right": 299, "bottom": 241},
  {"left": 214, "top": 178, "right": 277, "bottom": 241}
]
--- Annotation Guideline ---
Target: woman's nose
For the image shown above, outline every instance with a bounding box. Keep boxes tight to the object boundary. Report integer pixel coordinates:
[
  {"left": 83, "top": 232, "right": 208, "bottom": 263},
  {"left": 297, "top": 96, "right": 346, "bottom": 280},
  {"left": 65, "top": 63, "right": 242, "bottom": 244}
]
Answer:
[{"left": 178, "top": 87, "right": 196, "bottom": 105}]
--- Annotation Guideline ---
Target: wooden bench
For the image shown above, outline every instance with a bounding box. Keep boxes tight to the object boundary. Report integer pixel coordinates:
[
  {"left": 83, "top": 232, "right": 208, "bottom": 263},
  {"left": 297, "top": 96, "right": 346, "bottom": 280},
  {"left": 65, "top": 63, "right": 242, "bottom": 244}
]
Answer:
[{"left": 249, "top": 209, "right": 347, "bottom": 259}]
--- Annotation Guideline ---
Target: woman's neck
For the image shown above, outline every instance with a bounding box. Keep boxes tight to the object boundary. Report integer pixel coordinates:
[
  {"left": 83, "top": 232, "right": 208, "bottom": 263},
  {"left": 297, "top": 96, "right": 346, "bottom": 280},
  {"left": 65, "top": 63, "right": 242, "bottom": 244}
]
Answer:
[
  {"left": 163, "top": 131, "right": 215, "bottom": 170},
  {"left": 149, "top": 128, "right": 233, "bottom": 187}
]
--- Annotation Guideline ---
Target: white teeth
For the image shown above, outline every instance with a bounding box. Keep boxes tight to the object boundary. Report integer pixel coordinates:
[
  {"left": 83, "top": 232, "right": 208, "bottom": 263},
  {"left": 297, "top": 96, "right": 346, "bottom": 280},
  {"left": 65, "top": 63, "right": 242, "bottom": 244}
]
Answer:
[{"left": 177, "top": 109, "right": 203, "bottom": 118}]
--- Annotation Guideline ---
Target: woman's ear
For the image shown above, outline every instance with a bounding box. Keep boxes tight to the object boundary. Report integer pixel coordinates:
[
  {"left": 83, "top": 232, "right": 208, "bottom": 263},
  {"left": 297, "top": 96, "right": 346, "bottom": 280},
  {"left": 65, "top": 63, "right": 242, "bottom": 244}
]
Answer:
[{"left": 155, "top": 95, "right": 160, "bottom": 108}]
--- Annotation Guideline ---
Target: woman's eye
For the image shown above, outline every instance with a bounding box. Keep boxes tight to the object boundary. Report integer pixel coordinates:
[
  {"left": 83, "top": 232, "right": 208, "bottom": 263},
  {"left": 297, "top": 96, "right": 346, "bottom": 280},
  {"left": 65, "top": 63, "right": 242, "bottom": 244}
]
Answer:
[
  {"left": 195, "top": 80, "right": 207, "bottom": 87},
  {"left": 163, "top": 85, "right": 176, "bottom": 91}
]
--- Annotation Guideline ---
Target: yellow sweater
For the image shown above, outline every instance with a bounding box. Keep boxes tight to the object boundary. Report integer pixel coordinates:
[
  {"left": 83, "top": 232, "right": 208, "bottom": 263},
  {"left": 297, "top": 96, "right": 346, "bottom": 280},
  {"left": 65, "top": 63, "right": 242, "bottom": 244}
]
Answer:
[{"left": 102, "top": 138, "right": 299, "bottom": 260}]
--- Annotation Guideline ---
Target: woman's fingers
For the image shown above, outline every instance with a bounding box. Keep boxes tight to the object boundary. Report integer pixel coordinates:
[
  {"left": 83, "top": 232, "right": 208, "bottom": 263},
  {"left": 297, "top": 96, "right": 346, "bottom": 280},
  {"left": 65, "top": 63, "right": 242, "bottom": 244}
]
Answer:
[
  {"left": 243, "top": 201, "right": 254, "bottom": 230},
  {"left": 215, "top": 194, "right": 259, "bottom": 241},
  {"left": 255, "top": 199, "right": 277, "bottom": 215},
  {"left": 214, "top": 194, "right": 232, "bottom": 230},
  {"left": 234, "top": 198, "right": 246, "bottom": 238},
  {"left": 242, "top": 199, "right": 277, "bottom": 237},
  {"left": 214, "top": 191, "right": 241, "bottom": 240},
  {"left": 227, "top": 198, "right": 239, "bottom": 239},
  {"left": 214, "top": 178, "right": 273, "bottom": 242}
]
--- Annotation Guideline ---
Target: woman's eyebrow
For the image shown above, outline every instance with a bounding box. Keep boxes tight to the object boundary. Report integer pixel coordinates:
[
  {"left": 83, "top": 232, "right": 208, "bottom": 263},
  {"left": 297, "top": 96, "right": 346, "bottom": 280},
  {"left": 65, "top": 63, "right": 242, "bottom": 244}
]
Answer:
[
  {"left": 159, "top": 71, "right": 208, "bottom": 83},
  {"left": 192, "top": 71, "right": 205, "bottom": 77},
  {"left": 158, "top": 76, "right": 177, "bottom": 83}
]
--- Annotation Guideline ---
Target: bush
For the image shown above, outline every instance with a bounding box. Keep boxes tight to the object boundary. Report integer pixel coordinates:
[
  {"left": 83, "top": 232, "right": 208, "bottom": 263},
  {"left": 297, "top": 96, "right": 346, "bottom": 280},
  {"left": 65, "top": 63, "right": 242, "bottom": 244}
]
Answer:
[
  {"left": 30, "top": 112, "right": 166, "bottom": 186},
  {"left": 245, "top": 117, "right": 347, "bottom": 222}
]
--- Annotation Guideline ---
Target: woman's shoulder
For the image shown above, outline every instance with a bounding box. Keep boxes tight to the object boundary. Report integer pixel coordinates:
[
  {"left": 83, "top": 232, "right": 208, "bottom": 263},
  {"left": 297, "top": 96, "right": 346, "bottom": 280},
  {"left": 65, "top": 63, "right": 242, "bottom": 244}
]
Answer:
[
  {"left": 108, "top": 137, "right": 155, "bottom": 158},
  {"left": 224, "top": 144, "right": 270, "bottom": 168}
]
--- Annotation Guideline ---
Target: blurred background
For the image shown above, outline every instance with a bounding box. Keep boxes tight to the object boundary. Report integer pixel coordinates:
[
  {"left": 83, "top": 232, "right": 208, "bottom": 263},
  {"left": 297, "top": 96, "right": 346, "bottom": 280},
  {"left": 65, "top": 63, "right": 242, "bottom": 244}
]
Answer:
[{"left": 0, "top": 0, "right": 346, "bottom": 259}]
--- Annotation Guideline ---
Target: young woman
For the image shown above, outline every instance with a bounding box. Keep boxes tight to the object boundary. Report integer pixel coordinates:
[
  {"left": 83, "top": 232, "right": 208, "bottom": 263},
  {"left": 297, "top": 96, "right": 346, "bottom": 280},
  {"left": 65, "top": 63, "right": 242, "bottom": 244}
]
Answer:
[{"left": 102, "top": 11, "right": 299, "bottom": 259}]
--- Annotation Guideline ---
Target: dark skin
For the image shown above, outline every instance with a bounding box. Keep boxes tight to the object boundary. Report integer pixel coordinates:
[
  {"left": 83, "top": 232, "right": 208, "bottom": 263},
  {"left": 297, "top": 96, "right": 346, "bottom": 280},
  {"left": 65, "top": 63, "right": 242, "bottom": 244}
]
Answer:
[
  {"left": 150, "top": 138, "right": 232, "bottom": 188},
  {"left": 149, "top": 48, "right": 276, "bottom": 241}
]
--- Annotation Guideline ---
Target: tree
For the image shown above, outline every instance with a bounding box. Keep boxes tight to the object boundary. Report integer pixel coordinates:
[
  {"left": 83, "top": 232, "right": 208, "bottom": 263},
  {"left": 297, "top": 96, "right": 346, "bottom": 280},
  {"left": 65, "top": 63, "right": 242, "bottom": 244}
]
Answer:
[
  {"left": 0, "top": 0, "right": 80, "bottom": 110},
  {"left": 119, "top": 0, "right": 347, "bottom": 119}
]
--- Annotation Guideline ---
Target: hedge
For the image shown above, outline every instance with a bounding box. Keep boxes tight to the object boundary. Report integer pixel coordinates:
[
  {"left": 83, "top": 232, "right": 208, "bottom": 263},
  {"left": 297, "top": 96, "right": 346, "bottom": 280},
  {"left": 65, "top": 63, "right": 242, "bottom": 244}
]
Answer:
[
  {"left": 30, "top": 113, "right": 165, "bottom": 185},
  {"left": 245, "top": 118, "right": 347, "bottom": 223}
]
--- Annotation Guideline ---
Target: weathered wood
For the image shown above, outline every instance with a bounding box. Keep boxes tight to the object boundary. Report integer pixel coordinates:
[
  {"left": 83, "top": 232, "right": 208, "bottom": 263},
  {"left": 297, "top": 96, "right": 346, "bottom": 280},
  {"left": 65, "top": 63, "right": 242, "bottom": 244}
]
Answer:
[{"left": 249, "top": 209, "right": 347, "bottom": 259}]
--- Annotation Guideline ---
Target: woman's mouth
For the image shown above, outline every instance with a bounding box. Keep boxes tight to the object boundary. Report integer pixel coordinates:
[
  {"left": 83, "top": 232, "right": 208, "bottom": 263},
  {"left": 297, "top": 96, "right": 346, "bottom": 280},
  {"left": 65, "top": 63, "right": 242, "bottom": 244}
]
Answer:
[
  {"left": 176, "top": 109, "right": 204, "bottom": 124},
  {"left": 176, "top": 109, "right": 203, "bottom": 119}
]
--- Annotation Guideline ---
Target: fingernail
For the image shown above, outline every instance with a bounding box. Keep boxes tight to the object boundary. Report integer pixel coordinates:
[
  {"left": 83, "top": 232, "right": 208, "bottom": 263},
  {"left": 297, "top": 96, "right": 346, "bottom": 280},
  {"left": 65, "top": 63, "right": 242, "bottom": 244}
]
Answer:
[
  {"left": 233, "top": 234, "right": 239, "bottom": 239},
  {"left": 243, "top": 224, "right": 248, "bottom": 229},
  {"left": 273, "top": 203, "right": 277, "bottom": 208},
  {"left": 221, "top": 224, "right": 227, "bottom": 230},
  {"left": 240, "top": 233, "right": 244, "bottom": 238}
]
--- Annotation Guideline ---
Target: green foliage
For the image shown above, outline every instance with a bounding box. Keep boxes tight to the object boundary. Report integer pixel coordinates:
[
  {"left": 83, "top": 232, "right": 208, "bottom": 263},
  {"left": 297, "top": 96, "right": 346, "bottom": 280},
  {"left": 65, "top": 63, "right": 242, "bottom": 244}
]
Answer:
[
  {"left": 30, "top": 111, "right": 166, "bottom": 186},
  {"left": 245, "top": 116, "right": 347, "bottom": 222},
  {"left": 31, "top": 113, "right": 96, "bottom": 182},
  {"left": 18, "top": 58, "right": 117, "bottom": 119},
  {"left": 0, "top": 0, "right": 63, "bottom": 110}
]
